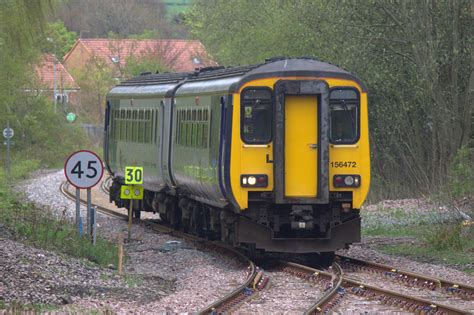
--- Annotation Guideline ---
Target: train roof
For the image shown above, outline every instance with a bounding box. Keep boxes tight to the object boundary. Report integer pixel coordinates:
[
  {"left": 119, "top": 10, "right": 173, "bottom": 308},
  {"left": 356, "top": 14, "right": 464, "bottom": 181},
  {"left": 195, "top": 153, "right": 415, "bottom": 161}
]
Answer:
[{"left": 107, "top": 57, "right": 366, "bottom": 98}]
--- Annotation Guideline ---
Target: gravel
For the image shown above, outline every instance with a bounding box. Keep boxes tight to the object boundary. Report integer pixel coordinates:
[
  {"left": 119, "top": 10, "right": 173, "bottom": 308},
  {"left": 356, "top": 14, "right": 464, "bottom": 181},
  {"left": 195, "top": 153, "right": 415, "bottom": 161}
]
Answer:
[
  {"left": 237, "top": 270, "right": 325, "bottom": 313},
  {"left": 4, "top": 170, "right": 247, "bottom": 313},
  {"left": 3, "top": 170, "right": 473, "bottom": 313},
  {"left": 0, "top": 238, "right": 172, "bottom": 307}
]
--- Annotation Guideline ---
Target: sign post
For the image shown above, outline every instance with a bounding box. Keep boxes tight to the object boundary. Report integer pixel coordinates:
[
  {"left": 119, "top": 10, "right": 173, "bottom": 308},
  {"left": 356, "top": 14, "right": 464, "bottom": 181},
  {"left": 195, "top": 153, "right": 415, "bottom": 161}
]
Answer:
[
  {"left": 121, "top": 166, "right": 144, "bottom": 242},
  {"left": 3, "top": 123, "right": 14, "bottom": 178},
  {"left": 64, "top": 150, "right": 104, "bottom": 241}
]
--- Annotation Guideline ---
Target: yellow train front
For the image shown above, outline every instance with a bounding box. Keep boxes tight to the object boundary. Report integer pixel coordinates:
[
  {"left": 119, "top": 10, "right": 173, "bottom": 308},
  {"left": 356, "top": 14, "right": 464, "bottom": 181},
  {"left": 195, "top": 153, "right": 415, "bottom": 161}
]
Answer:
[{"left": 105, "top": 57, "right": 370, "bottom": 257}]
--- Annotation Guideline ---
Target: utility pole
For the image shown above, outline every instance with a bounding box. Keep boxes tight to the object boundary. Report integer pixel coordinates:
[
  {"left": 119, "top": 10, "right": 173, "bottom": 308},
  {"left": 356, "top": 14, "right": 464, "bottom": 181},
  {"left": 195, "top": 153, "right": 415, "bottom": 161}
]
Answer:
[
  {"left": 5, "top": 120, "right": 11, "bottom": 178},
  {"left": 47, "top": 38, "right": 58, "bottom": 113},
  {"left": 53, "top": 55, "right": 57, "bottom": 113}
]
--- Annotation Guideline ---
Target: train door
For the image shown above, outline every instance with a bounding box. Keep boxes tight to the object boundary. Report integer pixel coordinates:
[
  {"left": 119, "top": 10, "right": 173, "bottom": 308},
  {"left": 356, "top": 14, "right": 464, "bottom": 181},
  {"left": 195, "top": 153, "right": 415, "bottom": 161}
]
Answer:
[
  {"left": 274, "top": 80, "right": 330, "bottom": 204},
  {"left": 284, "top": 95, "right": 318, "bottom": 197}
]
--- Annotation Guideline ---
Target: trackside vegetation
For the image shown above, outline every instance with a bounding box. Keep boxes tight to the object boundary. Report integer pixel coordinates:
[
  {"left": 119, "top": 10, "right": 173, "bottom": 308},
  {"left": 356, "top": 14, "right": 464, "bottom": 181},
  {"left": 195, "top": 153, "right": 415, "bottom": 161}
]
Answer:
[
  {"left": 361, "top": 147, "right": 474, "bottom": 273},
  {"left": 187, "top": 0, "right": 473, "bottom": 200},
  {"left": 0, "top": 2, "right": 118, "bottom": 288},
  {"left": 0, "top": 164, "right": 119, "bottom": 268},
  {"left": 188, "top": 0, "right": 473, "bottom": 270}
]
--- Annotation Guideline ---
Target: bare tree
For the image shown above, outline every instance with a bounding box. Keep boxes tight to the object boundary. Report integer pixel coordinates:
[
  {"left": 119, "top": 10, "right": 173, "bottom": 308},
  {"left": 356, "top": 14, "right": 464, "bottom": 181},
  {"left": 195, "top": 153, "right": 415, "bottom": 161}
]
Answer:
[{"left": 55, "top": 0, "right": 171, "bottom": 38}]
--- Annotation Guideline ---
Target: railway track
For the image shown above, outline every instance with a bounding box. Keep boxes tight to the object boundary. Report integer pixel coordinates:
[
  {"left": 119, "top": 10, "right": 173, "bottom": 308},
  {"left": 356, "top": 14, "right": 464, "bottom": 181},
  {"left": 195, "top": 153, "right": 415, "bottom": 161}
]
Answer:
[
  {"left": 61, "top": 180, "right": 471, "bottom": 314},
  {"left": 60, "top": 180, "right": 263, "bottom": 313},
  {"left": 283, "top": 262, "right": 469, "bottom": 314},
  {"left": 337, "top": 255, "right": 474, "bottom": 300}
]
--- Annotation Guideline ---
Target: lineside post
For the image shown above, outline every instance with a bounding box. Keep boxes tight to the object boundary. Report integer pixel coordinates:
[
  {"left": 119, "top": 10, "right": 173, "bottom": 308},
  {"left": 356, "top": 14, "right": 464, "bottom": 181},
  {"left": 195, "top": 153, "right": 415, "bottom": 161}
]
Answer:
[
  {"left": 128, "top": 199, "right": 133, "bottom": 242},
  {"left": 87, "top": 188, "right": 92, "bottom": 238},
  {"left": 64, "top": 150, "right": 104, "bottom": 241},
  {"left": 92, "top": 206, "right": 97, "bottom": 245},
  {"left": 117, "top": 233, "right": 124, "bottom": 275},
  {"left": 75, "top": 187, "right": 81, "bottom": 235}
]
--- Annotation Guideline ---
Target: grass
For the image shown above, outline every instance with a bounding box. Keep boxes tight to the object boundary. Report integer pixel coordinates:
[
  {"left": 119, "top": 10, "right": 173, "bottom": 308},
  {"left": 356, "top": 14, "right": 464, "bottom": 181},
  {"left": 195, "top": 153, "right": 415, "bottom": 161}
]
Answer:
[
  {"left": 0, "top": 301, "right": 60, "bottom": 312},
  {"left": 0, "top": 160, "right": 119, "bottom": 268},
  {"left": 361, "top": 206, "right": 474, "bottom": 274}
]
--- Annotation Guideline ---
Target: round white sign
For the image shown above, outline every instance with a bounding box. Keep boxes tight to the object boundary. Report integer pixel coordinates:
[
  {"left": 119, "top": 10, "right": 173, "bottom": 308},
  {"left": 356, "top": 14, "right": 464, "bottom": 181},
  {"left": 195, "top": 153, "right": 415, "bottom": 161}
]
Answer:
[
  {"left": 64, "top": 150, "right": 104, "bottom": 189},
  {"left": 3, "top": 128, "right": 14, "bottom": 139}
]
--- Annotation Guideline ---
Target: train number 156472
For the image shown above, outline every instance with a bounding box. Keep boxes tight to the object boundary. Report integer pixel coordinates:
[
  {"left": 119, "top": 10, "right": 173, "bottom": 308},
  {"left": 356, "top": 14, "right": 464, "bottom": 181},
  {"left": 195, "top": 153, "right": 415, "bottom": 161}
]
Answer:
[{"left": 330, "top": 161, "right": 357, "bottom": 168}]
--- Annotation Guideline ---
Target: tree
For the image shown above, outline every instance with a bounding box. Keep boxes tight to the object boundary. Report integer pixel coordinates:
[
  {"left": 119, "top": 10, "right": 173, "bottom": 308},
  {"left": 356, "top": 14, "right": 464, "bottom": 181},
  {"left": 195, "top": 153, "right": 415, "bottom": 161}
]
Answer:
[
  {"left": 55, "top": 0, "right": 171, "bottom": 38},
  {"left": 73, "top": 56, "right": 116, "bottom": 124},
  {"left": 187, "top": 0, "right": 473, "bottom": 198},
  {"left": 0, "top": 0, "right": 52, "bottom": 125},
  {"left": 41, "top": 21, "right": 77, "bottom": 60}
]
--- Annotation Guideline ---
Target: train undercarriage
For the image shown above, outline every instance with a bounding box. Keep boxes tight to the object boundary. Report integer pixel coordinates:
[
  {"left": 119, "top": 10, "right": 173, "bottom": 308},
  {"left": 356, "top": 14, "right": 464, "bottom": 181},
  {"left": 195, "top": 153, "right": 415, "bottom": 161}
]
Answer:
[{"left": 109, "top": 179, "right": 361, "bottom": 261}]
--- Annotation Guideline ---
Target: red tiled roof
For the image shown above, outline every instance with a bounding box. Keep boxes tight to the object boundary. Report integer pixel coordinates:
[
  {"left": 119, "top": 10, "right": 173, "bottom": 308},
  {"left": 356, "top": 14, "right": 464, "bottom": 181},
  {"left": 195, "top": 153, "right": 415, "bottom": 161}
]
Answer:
[
  {"left": 35, "top": 54, "right": 80, "bottom": 90},
  {"left": 63, "top": 39, "right": 217, "bottom": 72}
]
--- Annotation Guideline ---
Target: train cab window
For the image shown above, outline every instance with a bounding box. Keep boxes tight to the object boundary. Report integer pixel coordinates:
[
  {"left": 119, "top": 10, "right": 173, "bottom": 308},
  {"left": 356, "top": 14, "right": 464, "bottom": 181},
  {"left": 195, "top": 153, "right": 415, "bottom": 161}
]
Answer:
[
  {"left": 329, "top": 88, "right": 359, "bottom": 144},
  {"left": 241, "top": 88, "right": 272, "bottom": 144}
]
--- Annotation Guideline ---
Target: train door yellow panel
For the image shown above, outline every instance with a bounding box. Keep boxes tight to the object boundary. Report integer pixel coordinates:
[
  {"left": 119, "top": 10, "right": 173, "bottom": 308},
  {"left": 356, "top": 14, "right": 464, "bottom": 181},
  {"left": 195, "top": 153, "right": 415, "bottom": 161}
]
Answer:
[{"left": 284, "top": 95, "right": 318, "bottom": 197}]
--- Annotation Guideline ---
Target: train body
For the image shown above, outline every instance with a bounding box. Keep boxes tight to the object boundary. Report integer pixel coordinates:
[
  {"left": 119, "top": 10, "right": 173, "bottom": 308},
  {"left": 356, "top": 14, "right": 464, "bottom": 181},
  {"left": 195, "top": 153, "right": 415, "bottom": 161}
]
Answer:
[{"left": 104, "top": 58, "right": 370, "bottom": 254}]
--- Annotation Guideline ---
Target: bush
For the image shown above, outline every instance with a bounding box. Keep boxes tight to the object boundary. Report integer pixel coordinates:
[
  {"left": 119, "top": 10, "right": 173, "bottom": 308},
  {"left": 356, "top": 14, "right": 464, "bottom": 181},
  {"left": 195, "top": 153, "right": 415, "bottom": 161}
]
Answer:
[
  {"left": 9, "top": 95, "right": 88, "bottom": 167},
  {"left": 423, "top": 224, "right": 464, "bottom": 251},
  {"left": 446, "top": 146, "right": 474, "bottom": 199},
  {"left": 0, "top": 165, "right": 118, "bottom": 268}
]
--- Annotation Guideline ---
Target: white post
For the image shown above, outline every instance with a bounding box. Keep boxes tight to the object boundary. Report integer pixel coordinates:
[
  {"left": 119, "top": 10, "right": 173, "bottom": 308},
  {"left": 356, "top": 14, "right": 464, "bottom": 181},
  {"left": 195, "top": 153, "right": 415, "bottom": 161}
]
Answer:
[
  {"left": 5, "top": 120, "right": 11, "bottom": 178},
  {"left": 75, "top": 187, "right": 81, "bottom": 234},
  {"left": 87, "top": 188, "right": 92, "bottom": 238},
  {"left": 53, "top": 57, "right": 57, "bottom": 113}
]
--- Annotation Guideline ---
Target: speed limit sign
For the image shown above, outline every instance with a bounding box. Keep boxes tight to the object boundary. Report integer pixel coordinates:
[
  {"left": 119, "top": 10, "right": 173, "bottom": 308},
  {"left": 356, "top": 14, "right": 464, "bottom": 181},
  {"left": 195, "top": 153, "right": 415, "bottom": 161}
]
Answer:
[{"left": 64, "top": 150, "right": 104, "bottom": 189}]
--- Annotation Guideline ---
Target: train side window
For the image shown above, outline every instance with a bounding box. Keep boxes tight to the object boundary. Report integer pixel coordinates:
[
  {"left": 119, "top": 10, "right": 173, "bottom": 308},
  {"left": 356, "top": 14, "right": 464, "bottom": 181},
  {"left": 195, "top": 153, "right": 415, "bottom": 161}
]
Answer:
[
  {"left": 120, "top": 110, "right": 126, "bottom": 140},
  {"left": 126, "top": 110, "right": 132, "bottom": 142},
  {"left": 197, "top": 123, "right": 203, "bottom": 147},
  {"left": 145, "top": 109, "right": 151, "bottom": 143},
  {"left": 329, "top": 88, "right": 359, "bottom": 144},
  {"left": 241, "top": 87, "right": 272, "bottom": 144},
  {"left": 132, "top": 110, "right": 137, "bottom": 142},
  {"left": 203, "top": 123, "right": 209, "bottom": 148},
  {"left": 109, "top": 109, "right": 114, "bottom": 140},
  {"left": 114, "top": 110, "right": 120, "bottom": 140},
  {"left": 175, "top": 109, "right": 180, "bottom": 145},
  {"left": 181, "top": 121, "right": 187, "bottom": 145},
  {"left": 186, "top": 121, "right": 192, "bottom": 146},
  {"left": 138, "top": 111, "right": 145, "bottom": 143}
]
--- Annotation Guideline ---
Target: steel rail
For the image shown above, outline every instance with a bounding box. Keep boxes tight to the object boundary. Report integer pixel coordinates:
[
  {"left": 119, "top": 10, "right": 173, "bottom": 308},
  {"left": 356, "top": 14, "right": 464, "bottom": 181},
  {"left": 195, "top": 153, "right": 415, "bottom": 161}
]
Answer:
[
  {"left": 60, "top": 182, "right": 125, "bottom": 220},
  {"left": 282, "top": 262, "right": 345, "bottom": 314},
  {"left": 337, "top": 254, "right": 474, "bottom": 300},
  {"left": 304, "top": 263, "right": 343, "bottom": 315},
  {"left": 283, "top": 261, "right": 467, "bottom": 315},
  {"left": 72, "top": 180, "right": 468, "bottom": 313},
  {"left": 60, "top": 180, "right": 260, "bottom": 315}
]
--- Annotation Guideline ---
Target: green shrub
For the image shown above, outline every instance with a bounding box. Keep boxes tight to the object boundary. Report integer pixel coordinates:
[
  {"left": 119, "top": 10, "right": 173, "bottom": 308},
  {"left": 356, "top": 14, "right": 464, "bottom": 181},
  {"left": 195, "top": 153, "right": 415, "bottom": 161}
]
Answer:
[
  {"left": 0, "top": 166, "right": 118, "bottom": 268},
  {"left": 423, "top": 224, "right": 463, "bottom": 251},
  {"left": 446, "top": 146, "right": 474, "bottom": 199}
]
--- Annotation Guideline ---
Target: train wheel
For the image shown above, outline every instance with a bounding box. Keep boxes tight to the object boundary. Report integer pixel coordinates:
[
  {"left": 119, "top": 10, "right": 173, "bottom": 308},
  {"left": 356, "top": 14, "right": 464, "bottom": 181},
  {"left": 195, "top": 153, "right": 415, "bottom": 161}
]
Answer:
[
  {"left": 318, "top": 252, "right": 335, "bottom": 268},
  {"left": 133, "top": 209, "right": 141, "bottom": 219}
]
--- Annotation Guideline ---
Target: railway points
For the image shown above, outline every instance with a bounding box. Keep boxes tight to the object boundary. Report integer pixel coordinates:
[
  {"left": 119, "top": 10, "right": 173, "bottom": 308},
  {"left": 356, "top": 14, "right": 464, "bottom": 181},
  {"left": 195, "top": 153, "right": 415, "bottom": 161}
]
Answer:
[{"left": 60, "top": 177, "right": 473, "bottom": 313}]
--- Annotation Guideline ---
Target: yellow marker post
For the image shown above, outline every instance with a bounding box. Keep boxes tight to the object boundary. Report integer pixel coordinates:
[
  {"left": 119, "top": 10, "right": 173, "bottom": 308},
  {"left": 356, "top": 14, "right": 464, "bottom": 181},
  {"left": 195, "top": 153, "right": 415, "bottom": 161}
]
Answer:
[{"left": 122, "top": 166, "right": 144, "bottom": 242}]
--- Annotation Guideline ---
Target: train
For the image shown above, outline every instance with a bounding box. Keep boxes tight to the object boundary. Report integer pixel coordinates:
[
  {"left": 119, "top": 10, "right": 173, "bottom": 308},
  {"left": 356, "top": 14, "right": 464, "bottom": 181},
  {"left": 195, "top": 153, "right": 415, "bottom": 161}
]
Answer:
[{"left": 104, "top": 57, "right": 370, "bottom": 260}]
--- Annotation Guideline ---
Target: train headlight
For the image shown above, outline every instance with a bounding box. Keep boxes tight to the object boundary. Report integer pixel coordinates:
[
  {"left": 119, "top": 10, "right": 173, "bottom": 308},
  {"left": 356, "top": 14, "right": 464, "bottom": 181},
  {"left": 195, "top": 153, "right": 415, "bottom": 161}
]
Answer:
[
  {"left": 333, "top": 175, "right": 361, "bottom": 188},
  {"left": 344, "top": 176, "right": 354, "bottom": 186},
  {"left": 241, "top": 174, "right": 268, "bottom": 187}
]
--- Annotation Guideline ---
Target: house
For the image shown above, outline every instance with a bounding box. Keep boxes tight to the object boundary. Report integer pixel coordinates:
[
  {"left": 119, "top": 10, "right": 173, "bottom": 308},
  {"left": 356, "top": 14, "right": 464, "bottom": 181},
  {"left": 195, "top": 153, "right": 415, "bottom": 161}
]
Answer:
[
  {"left": 62, "top": 38, "right": 217, "bottom": 78},
  {"left": 34, "top": 54, "right": 80, "bottom": 107}
]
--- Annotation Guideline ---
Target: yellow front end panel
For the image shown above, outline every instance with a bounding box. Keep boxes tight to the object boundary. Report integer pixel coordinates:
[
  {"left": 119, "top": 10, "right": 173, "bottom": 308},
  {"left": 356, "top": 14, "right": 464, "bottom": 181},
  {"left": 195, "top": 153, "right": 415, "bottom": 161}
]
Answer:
[
  {"left": 230, "top": 77, "right": 370, "bottom": 211},
  {"left": 284, "top": 95, "right": 318, "bottom": 197}
]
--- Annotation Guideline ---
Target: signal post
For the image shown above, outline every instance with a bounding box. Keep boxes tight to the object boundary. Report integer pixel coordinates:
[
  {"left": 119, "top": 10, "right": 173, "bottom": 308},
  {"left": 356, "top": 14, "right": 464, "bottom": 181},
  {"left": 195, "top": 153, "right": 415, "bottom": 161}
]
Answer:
[
  {"left": 64, "top": 150, "right": 104, "bottom": 243},
  {"left": 121, "top": 166, "right": 144, "bottom": 242}
]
